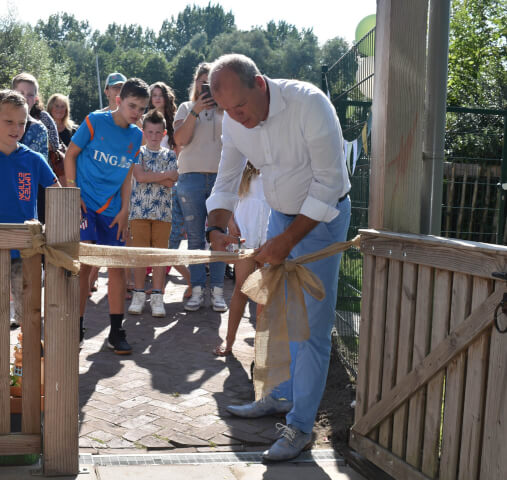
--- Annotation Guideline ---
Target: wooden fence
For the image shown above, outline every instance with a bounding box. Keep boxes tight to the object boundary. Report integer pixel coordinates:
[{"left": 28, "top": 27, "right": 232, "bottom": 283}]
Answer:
[
  {"left": 351, "top": 229, "right": 507, "bottom": 479},
  {"left": 0, "top": 188, "right": 80, "bottom": 476}
]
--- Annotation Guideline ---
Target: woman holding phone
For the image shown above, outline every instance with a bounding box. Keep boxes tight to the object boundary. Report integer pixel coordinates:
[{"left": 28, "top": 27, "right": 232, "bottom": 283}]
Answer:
[{"left": 173, "top": 62, "right": 227, "bottom": 313}]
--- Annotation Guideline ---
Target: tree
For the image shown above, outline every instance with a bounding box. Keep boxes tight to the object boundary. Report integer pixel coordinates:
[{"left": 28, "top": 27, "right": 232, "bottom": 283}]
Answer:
[{"left": 0, "top": 11, "right": 70, "bottom": 103}]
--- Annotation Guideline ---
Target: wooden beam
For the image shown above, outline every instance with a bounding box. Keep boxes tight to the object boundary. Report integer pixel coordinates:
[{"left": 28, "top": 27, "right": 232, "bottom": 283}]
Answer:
[
  {"left": 480, "top": 281, "right": 507, "bottom": 479},
  {"left": 350, "top": 431, "right": 432, "bottom": 480},
  {"left": 359, "top": 229, "right": 507, "bottom": 280},
  {"left": 43, "top": 188, "right": 80, "bottom": 476},
  {"left": 0, "top": 225, "right": 33, "bottom": 250},
  {"left": 352, "top": 289, "right": 502, "bottom": 436},
  {"left": 369, "top": 0, "right": 429, "bottom": 233},
  {"left": 0, "top": 434, "right": 41, "bottom": 454},
  {"left": 0, "top": 251, "right": 10, "bottom": 434},
  {"left": 21, "top": 255, "right": 42, "bottom": 435}
]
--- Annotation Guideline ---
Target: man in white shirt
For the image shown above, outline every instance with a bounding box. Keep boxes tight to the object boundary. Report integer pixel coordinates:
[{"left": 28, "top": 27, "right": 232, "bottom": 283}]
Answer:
[{"left": 206, "top": 54, "right": 351, "bottom": 462}]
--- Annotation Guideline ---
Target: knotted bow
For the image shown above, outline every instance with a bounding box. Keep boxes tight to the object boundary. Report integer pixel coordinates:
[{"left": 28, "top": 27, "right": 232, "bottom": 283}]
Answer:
[
  {"left": 241, "top": 235, "right": 361, "bottom": 399},
  {"left": 20, "top": 220, "right": 80, "bottom": 274}
]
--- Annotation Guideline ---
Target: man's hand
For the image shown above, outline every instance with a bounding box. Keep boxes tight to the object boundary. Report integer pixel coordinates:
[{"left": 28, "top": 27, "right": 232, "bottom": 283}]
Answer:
[
  {"left": 209, "top": 230, "right": 241, "bottom": 252},
  {"left": 254, "top": 233, "right": 293, "bottom": 266},
  {"left": 109, "top": 209, "right": 129, "bottom": 241}
]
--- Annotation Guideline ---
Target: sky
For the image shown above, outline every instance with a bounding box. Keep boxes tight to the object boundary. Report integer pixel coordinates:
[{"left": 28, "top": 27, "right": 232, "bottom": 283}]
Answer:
[{"left": 2, "top": 0, "right": 376, "bottom": 45}]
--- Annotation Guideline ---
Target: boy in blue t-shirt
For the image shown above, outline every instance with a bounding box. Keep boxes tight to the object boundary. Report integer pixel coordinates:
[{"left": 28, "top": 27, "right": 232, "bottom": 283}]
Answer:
[
  {"left": 0, "top": 89, "right": 58, "bottom": 328},
  {"left": 64, "top": 78, "right": 150, "bottom": 354}
]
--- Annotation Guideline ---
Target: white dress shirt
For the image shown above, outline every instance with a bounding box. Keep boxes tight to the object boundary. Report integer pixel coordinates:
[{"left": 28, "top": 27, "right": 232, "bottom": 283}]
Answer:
[{"left": 206, "top": 77, "right": 350, "bottom": 223}]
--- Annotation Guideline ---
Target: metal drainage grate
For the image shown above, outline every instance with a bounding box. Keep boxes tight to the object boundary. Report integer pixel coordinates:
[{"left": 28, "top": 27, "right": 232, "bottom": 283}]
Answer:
[{"left": 80, "top": 449, "right": 344, "bottom": 466}]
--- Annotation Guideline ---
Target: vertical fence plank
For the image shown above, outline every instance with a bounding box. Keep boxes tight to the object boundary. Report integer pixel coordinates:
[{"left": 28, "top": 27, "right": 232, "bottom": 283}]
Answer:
[
  {"left": 479, "top": 281, "right": 507, "bottom": 479},
  {"left": 0, "top": 251, "right": 10, "bottom": 433},
  {"left": 354, "top": 254, "right": 376, "bottom": 423},
  {"left": 367, "top": 257, "right": 389, "bottom": 441},
  {"left": 406, "top": 265, "right": 433, "bottom": 469},
  {"left": 391, "top": 262, "right": 417, "bottom": 458},
  {"left": 439, "top": 272, "right": 472, "bottom": 480},
  {"left": 43, "top": 188, "right": 80, "bottom": 476},
  {"left": 21, "top": 255, "right": 42, "bottom": 434},
  {"left": 458, "top": 277, "right": 492, "bottom": 479},
  {"left": 421, "top": 269, "right": 452, "bottom": 477},
  {"left": 379, "top": 259, "right": 402, "bottom": 449}
]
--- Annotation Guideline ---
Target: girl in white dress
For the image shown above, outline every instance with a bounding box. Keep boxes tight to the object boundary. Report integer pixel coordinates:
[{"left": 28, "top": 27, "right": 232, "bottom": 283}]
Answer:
[{"left": 214, "top": 162, "right": 270, "bottom": 356}]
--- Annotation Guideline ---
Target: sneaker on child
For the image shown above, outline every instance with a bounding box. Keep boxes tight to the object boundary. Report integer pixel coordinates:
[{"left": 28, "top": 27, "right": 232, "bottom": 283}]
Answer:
[
  {"left": 150, "top": 293, "right": 165, "bottom": 317},
  {"left": 211, "top": 286, "right": 227, "bottom": 312},
  {"left": 128, "top": 291, "right": 146, "bottom": 315},
  {"left": 107, "top": 328, "right": 132, "bottom": 355},
  {"left": 185, "top": 286, "right": 204, "bottom": 311}
]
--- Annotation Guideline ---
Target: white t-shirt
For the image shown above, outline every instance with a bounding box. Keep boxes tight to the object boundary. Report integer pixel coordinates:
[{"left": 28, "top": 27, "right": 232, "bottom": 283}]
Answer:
[{"left": 174, "top": 101, "right": 223, "bottom": 174}]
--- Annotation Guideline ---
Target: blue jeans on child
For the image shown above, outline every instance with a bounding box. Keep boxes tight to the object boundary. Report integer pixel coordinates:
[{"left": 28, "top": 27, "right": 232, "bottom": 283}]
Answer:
[
  {"left": 177, "top": 173, "right": 225, "bottom": 288},
  {"left": 269, "top": 196, "right": 351, "bottom": 433}
]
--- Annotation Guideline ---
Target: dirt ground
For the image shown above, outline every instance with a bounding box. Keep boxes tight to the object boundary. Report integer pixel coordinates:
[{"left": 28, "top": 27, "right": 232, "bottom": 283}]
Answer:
[{"left": 314, "top": 340, "right": 356, "bottom": 451}]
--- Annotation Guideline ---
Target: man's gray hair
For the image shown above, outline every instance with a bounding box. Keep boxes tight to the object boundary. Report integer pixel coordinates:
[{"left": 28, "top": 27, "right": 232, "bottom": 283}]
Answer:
[{"left": 210, "top": 54, "right": 261, "bottom": 90}]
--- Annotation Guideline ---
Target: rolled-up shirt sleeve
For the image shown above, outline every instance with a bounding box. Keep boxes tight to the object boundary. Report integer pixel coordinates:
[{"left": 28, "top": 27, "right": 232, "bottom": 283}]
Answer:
[
  {"left": 299, "top": 92, "right": 349, "bottom": 223},
  {"left": 206, "top": 126, "right": 247, "bottom": 214}
]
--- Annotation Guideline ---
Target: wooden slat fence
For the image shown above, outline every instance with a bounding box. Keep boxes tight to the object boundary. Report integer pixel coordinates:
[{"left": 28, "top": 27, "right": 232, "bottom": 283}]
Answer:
[
  {"left": 351, "top": 229, "right": 507, "bottom": 480},
  {"left": 0, "top": 188, "right": 80, "bottom": 476}
]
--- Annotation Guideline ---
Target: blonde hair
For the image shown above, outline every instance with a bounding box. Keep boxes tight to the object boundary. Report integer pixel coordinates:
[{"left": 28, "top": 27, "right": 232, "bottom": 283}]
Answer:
[
  {"left": 189, "top": 62, "right": 212, "bottom": 102},
  {"left": 47, "top": 93, "right": 75, "bottom": 130},
  {"left": 238, "top": 162, "right": 260, "bottom": 198}
]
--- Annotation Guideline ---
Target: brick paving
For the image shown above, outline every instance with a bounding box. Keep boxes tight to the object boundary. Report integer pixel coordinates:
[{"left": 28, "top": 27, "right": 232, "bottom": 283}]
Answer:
[{"left": 76, "top": 267, "right": 296, "bottom": 454}]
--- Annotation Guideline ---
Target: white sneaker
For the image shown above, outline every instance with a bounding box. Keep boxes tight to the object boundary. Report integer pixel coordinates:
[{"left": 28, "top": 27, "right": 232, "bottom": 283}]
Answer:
[
  {"left": 211, "top": 286, "right": 227, "bottom": 312},
  {"left": 185, "top": 286, "right": 204, "bottom": 311},
  {"left": 128, "top": 291, "right": 146, "bottom": 315},
  {"left": 150, "top": 293, "right": 166, "bottom": 317}
]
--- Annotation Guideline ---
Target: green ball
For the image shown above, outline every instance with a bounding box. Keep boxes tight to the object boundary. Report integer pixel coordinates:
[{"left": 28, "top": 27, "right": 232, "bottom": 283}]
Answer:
[{"left": 355, "top": 14, "right": 376, "bottom": 56}]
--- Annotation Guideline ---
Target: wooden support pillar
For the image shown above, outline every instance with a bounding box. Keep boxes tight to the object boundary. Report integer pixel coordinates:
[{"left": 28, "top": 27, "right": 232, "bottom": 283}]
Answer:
[
  {"left": 369, "top": 0, "right": 429, "bottom": 232},
  {"left": 43, "top": 187, "right": 80, "bottom": 476}
]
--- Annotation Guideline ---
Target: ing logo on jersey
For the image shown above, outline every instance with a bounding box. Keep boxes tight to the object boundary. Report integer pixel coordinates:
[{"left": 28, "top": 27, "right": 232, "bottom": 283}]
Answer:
[{"left": 18, "top": 172, "right": 31, "bottom": 201}]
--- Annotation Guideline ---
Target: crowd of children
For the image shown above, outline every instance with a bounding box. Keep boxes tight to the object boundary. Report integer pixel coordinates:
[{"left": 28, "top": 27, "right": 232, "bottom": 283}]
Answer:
[{"left": 3, "top": 66, "right": 269, "bottom": 357}]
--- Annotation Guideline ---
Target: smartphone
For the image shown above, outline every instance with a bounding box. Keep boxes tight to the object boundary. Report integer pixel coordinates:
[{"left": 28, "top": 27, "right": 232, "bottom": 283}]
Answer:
[{"left": 201, "top": 83, "right": 216, "bottom": 106}]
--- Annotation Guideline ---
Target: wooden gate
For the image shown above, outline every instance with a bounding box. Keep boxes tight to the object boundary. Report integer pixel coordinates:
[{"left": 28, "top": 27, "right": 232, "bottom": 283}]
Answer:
[
  {"left": 0, "top": 188, "right": 80, "bottom": 476},
  {"left": 351, "top": 229, "right": 507, "bottom": 479}
]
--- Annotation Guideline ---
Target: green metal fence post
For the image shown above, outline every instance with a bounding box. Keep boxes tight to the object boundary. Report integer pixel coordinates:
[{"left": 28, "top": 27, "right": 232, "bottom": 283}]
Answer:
[{"left": 497, "top": 114, "right": 507, "bottom": 245}]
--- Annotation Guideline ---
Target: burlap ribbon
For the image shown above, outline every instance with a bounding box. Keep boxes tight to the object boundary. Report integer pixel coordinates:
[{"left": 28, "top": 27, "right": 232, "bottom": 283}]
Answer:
[
  {"left": 19, "top": 220, "right": 80, "bottom": 274},
  {"left": 241, "top": 235, "right": 361, "bottom": 399},
  {"left": 20, "top": 220, "right": 360, "bottom": 399}
]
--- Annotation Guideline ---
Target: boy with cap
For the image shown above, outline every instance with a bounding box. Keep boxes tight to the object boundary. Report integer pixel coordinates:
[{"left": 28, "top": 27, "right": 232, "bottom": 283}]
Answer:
[
  {"left": 64, "top": 78, "right": 150, "bottom": 354},
  {"left": 102, "top": 72, "right": 127, "bottom": 112}
]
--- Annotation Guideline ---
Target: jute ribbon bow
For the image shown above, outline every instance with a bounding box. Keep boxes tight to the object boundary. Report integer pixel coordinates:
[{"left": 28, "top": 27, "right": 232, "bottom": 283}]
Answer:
[
  {"left": 19, "top": 220, "right": 80, "bottom": 274},
  {"left": 241, "top": 235, "right": 361, "bottom": 399}
]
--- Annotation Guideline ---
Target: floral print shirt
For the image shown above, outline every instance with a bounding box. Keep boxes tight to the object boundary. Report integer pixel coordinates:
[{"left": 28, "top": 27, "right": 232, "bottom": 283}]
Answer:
[
  {"left": 20, "top": 116, "right": 49, "bottom": 160},
  {"left": 129, "top": 146, "right": 177, "bottom": 222}
]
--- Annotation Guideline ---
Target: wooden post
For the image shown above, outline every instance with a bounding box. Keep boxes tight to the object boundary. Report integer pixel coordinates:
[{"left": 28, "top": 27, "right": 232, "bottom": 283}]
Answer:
[
  {"left": 369, "top": 0, "right": 429, "bottom": 232},
  {"left": 0, "top": 251, "right": 10, "bottom": 434},
  {"left": 43, "top": 188, "right": 80, "bottom": 476}
]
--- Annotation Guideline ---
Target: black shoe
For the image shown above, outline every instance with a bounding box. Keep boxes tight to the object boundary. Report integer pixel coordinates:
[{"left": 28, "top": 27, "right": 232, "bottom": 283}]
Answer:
[{"left": 107, "top": 328, "right": 132, "bottom": 355}]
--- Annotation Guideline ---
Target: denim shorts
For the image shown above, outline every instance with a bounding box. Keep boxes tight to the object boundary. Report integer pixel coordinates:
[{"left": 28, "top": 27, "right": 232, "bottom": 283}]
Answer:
[{"left": 80, "top": 208, "right": 125, "bottom": 246}]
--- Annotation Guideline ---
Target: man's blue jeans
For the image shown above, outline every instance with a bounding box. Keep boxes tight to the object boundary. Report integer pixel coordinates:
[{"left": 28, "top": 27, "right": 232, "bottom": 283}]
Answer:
[
  {"left": 269, "top": 196, "right": 351, "bottom": 433},
  {"left": 177, "top": 172, "right": 225, "bottom": 288}
]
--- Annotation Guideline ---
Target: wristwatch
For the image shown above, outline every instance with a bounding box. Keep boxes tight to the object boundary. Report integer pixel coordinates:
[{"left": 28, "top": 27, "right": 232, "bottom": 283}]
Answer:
[
  {"left": 206, "top": 226, "right": 225, "bottom": 243},
  {"left": 190, "top": 109, "right": 199, "bottom": 118}
]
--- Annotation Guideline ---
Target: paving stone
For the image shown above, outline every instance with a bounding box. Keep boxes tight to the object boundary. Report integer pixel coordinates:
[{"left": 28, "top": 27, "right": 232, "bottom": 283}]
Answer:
[
  {"left": 78, "top": 437, "right": 94, "bottom": 448},
  {"left": 122, "top": 423, "right": 161, "bottom": 442},
  {"left": 179, "top": 396, "right": 212, "bottom": 409},
  {"left": 119, "top": 414, "right": 158, "bottom": 429},
  {"left": 87, "top": 430, "right": 114, "bottom": 442},
  {"left": 148, "top": 399, "right": 184, "bottom": 413},
  {"left": 83, "top": 407, "right": 121, "bottom": 424},
  {"left": 106, "top": 437, "right": 135, "bottom": 449},
  {"left": 138, "top": 435, "right": 171, "bottom": 449},
  {"left": 86, "top": 399, "right": 124, "bottom": 414},
  {"left": 189, "top": 414, "right": 221, "bottom": 428},
  {"left": 222, "top": 429, "right": 272, "bottom": 445},
  {"left": 94, "top": 385, "right": 116, "bottom": 395},
  {"left": 90, "top": 392, "right": 124, "bottom": 405},
  {"left": 117, "top": 395, "right": 152, "bottom": 409},
  {"left": 192, "top": 423, "right": 228, "bottom": 441},
  {"left": 168, "top": 432, "right": 210, "bottom": 448}
]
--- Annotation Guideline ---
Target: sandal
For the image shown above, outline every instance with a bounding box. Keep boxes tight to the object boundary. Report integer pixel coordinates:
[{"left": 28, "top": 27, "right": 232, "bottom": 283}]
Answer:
[{"left": 213, "top": 343, "right": 233, "bottom": 356}]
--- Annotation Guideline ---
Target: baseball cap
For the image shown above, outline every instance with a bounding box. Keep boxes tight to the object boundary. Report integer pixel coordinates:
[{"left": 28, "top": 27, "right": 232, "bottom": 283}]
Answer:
[{"left": 105, "top": 72, "right": 127, "bottom": 87}]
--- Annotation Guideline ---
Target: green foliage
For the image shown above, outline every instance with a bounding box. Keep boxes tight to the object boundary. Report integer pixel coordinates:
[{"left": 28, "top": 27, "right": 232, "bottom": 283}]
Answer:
[{"left": 0, "top": 11, "right": 70, "bottom": 102}]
